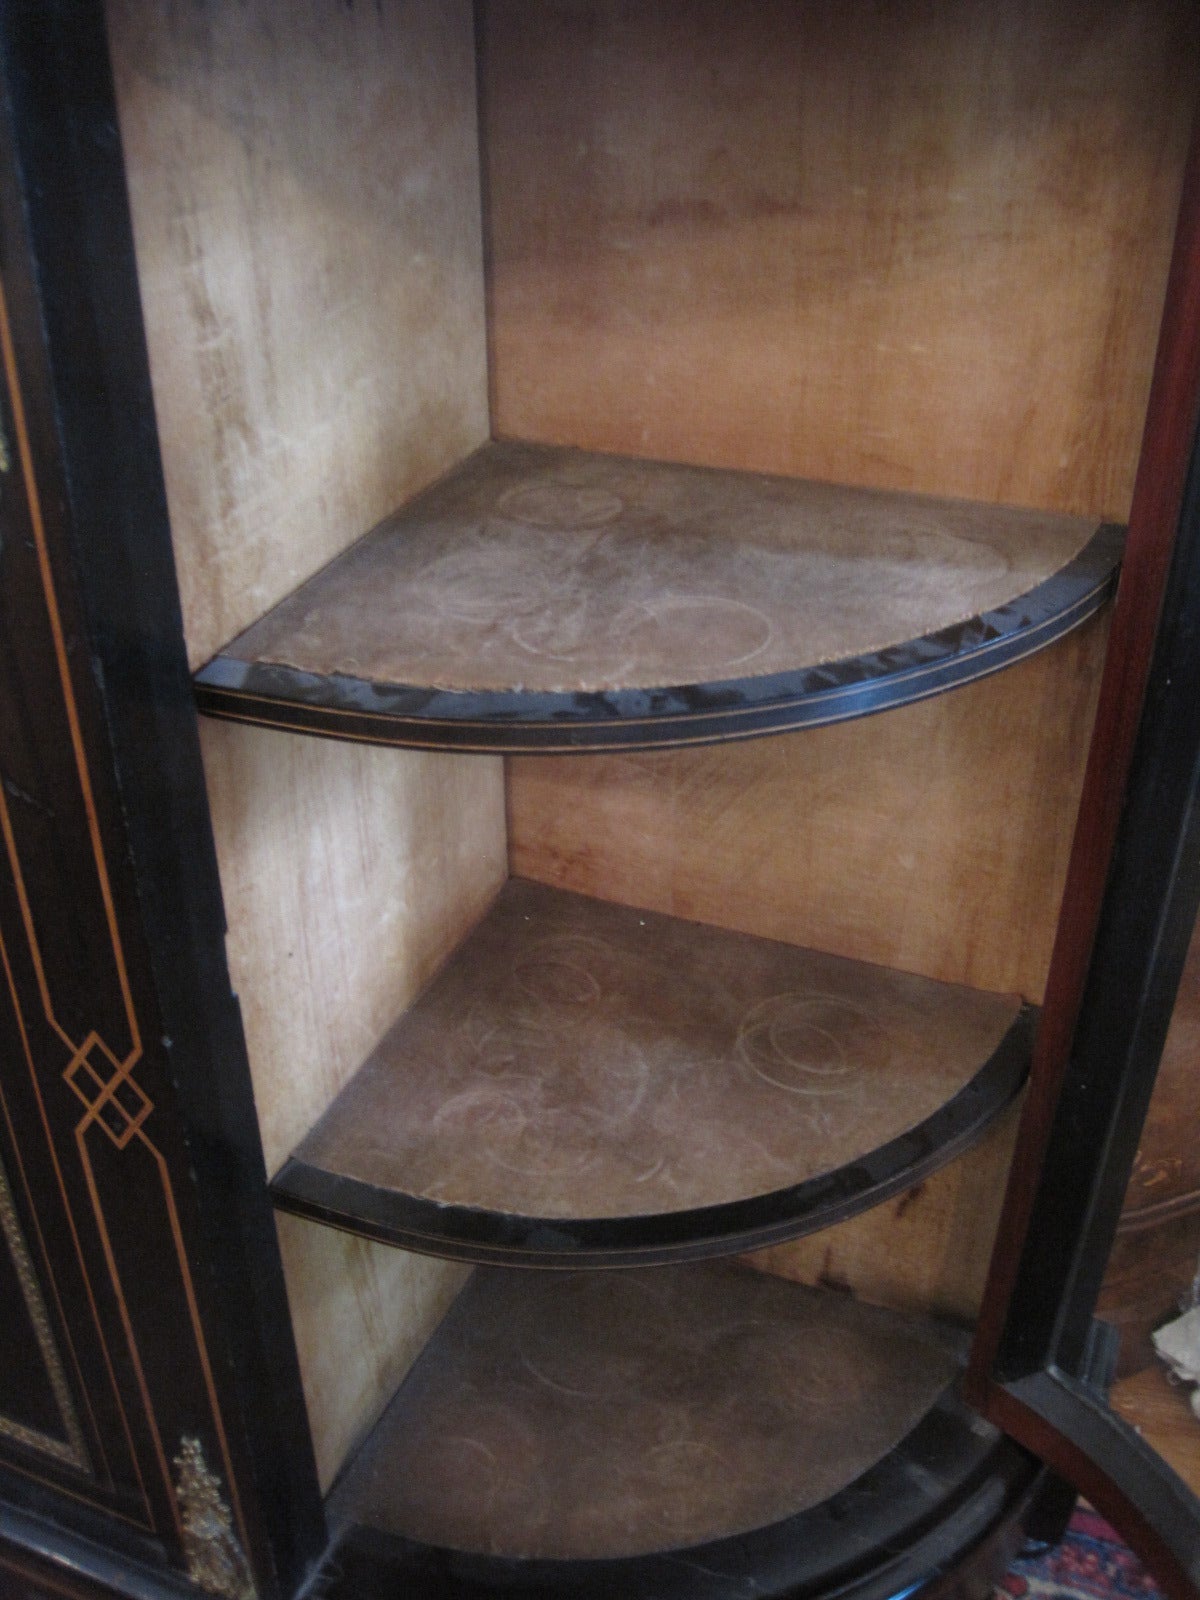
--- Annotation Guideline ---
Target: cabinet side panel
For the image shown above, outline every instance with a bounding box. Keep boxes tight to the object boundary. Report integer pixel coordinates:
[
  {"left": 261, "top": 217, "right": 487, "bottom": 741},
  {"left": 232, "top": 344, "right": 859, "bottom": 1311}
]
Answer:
[
  {"left": 105, "top": 0, "right": 502, "bottom": 1493},
  {"left": 274, "top": 1217, "right": 469, "bottom": 1495},
  {"left": 199, "top": 725, "right": 506, "bottom": 1178},
  {"left": 107, "top": 0, "right": 490, "bottom": 668},
  {"left": 200, "top": 720, "right": 504, "bottom": 1489},
  {"left": 483, "top": 0, "right": 1196, "bottom": 518},
  {"left": 510, "top": 616, "right": 1108, "bottom": 1001}
]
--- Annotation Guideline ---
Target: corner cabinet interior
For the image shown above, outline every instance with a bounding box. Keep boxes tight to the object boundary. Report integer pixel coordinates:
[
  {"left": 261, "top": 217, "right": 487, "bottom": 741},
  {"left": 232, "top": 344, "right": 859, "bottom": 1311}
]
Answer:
[{"left": 104, "top": 1, "right": 1198, "bottom": 1592}]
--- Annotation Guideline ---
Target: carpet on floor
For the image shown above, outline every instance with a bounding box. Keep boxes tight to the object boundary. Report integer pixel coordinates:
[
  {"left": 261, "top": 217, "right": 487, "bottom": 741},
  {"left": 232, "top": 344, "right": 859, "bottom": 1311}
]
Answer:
[{"left": 1000, "top": 1508, "right": 1163, "bottom": 1600}]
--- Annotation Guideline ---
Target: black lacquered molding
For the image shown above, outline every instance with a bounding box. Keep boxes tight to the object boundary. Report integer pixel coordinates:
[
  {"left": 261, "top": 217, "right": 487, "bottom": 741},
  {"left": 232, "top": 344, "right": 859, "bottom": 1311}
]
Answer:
[
  {"left": 996, "top": 1370, "right": 1200, "bottom": 1599},
  {"left": 195, "top": 524, "right": 1123, "bottom": 755},
  {"left": 271, "top": 1004, "right": 1033, "bottom": 1268},
  {"left": 319, "top": 1381, "right": 1040, "bottom": 1600}
]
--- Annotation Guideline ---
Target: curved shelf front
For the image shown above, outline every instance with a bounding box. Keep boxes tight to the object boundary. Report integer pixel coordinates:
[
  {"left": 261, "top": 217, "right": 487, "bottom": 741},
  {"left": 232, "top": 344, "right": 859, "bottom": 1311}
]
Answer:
[
  {"left": 195, "top": 440, "right": 1124, "bottom": 753},
  {"left": 271, "top": 879, "right": 1032, "bottom": 1267},
  {"left": 322, "top": 1263, "right": 1040, "bottom": 1599}
]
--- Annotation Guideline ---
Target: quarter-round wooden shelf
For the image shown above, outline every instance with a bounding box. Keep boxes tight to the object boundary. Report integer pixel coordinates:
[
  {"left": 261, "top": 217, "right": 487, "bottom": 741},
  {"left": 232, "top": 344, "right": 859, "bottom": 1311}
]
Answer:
[
  {"left": 195, "top": 441, "right": 1123, "bottom": 753},
  {"left": 271, "top": 880, "right": 1032, "bottom": 1266},
  {"left": 323, "top": 1263, "right": 1041, "bottom": 1599}
]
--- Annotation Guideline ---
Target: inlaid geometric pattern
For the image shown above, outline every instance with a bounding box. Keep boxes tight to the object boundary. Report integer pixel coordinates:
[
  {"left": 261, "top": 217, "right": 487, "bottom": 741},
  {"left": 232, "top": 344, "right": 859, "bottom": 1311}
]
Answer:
[{"left": 64, "top": 1031, "right": 152, "bottom": 1149}]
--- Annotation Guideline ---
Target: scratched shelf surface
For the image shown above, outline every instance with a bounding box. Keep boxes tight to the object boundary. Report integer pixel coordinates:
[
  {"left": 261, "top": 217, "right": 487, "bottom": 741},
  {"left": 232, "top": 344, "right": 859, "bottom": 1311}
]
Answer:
[
  {"left": 322, "top": 1262, "right": 1037, "bottom": 1597},
  {"left": 271, "top": 879, "right": 1032, "bottom": 1265},
  {"left": 194, "top": 440, "right": 1123, "bottom": 752}
]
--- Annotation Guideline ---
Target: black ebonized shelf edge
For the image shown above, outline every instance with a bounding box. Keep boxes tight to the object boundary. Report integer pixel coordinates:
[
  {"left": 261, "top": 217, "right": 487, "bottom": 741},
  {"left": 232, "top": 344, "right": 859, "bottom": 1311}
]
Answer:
[
  {"left": 316, "top": 1383, "right": 1042, "bottom": 1600},
  {"left": 194, "top": 524, "right": 1123, "bottom": 755},
  {"left": 270, "top": 1003, "right": 1034, "bottom": 1269}
]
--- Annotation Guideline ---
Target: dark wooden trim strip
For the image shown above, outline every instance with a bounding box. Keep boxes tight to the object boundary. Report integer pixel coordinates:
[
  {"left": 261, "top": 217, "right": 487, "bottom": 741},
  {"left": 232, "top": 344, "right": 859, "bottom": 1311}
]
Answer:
[
  {"left": 272, "top": 1004, "right": 1032, "bottom": 1268},
  {"left": 320, "top": 1384, "right": 1041, "bottom": 1600},
  {"left": 969, "top": 112, "right": 1200, "bottom": 1392},
  {"left": 195, "top": 523, "right": 1121, "bottom": 755},
  {"left": 0, "top": 1502, "right": 198, "bottom": 1600},
  {"left": 0, "top": 2, "right": 328, "bottom": 1592},
  {"left": 986, "top": 1373, "right": 1200, "bottom": 1600}
]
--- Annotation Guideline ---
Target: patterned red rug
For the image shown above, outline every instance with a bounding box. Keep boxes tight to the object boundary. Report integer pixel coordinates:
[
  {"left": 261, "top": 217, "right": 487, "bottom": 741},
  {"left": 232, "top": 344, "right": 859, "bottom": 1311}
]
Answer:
[{"left": 1000, "top": 1508, "right": 1163, "bottom": 1600}]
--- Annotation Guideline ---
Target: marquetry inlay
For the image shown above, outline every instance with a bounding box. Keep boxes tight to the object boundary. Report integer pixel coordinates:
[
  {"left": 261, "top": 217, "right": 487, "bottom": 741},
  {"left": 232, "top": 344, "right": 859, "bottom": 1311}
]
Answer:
[{"left": 63, "top": 1030, "right": 154, "bottom": 1149}]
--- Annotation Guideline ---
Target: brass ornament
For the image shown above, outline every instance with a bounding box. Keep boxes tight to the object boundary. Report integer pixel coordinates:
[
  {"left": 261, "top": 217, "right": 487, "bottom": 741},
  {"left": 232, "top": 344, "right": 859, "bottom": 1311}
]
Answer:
[{"left": 173, "top": 1436, "right": 257, "bottom": 1600}]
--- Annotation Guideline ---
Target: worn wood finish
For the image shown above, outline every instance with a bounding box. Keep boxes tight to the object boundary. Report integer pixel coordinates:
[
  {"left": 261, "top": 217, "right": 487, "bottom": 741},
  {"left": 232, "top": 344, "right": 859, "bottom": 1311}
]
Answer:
[
  {"left": 972, "top": 115, "right": 1200, "bottom": 1393},
  {"left": 746, "top": 1098, "right": 1024, "bottom": 1325},
  {"left": 199, "top": 721, "right": 506, "bottom": 1177},
  {"left": 108, "top": 0, "right": 504, "bottom": 1502},
  {"left": 1112, "top": 1367, "right": 1200, "bottom": 1501},
  {"left": 273, "top": 1217, "right": 468, "bottom": 1495},
  {"left": 106, "top": 0, "right": 491, "bottom": 669},
  {"left": 482, "top": 0, "right": 1196, "bottom": 519},
  {"left": 332, "top": 1263, "right": 963, "bottom": 1561},
  {"left": 511, "top": 616, "right": 1108, "bottom": 999},
  {"left": 199, "top": 719, "right": 504, "bottom": 1488},
  {"left": 326, "top": 1426, "right": 1042, "bottom": 1600},
  {"left": 273, "top": 879, "right": 1029, "bottom": 1265},
  {"left": 196, "top": 440, "right": 1118, "bottom": 750}
]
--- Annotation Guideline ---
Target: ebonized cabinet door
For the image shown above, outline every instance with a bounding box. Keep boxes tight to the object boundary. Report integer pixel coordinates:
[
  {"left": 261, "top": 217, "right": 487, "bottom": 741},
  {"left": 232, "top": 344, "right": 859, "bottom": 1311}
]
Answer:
[
  {"left": 0, "top": 164, "right": 256, "bottom": 1597},
  {"left": 0, "top": 6, "right": 324, "bottom": 1597}
]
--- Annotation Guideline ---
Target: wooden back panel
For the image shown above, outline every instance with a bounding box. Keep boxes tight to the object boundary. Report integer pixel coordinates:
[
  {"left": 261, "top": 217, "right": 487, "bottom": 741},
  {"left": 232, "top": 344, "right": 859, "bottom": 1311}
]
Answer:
[
  {"left": 511, "top": 616, "right": 1108, "bottom": 1001},
  {"left": 483, "top": 0, "right": 1196, "bottom": 515},
  {"left": 491, "top": 1, "right": 1197, "bottom": 1313}
]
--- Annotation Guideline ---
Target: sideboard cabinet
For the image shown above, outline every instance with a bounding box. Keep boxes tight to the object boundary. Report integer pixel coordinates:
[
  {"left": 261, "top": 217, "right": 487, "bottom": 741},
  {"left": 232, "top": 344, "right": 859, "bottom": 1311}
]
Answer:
[{"left": 1, "top": 5, "right": 1199, "bottom": 1598}]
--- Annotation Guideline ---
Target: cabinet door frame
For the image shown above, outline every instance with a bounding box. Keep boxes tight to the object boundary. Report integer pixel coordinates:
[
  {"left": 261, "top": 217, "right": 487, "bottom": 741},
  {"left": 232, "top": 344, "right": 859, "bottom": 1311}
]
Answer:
[
  {"left": 967, "top": 120, "right": 1200, "bottom": 1600},
  {"left": 0, "top": 4, "right": 326, "bottom": 1596}
]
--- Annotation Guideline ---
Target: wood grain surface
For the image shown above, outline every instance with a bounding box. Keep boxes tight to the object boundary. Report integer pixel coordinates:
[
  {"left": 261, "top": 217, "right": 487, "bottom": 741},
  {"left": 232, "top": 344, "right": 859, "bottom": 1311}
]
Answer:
[
  {"left": 333, "top": 1262, "right": 961, "bottom": 1560},
  {"left": 288, "top": 878, "right": 1022, "bottom": 1239},
  {"left": 200, "top": 721, "right": 506, "bottom": 1177},
  {"left": 274, "top": 1216, "right": 468, "bottom": 1495},
  {"left": 510, "top": 616, "right": 1108, "bottom": 1000},
  {"left": 200, "top": 720, "right": 504, "bottom": 1489},
  {"left": 970, "top": 116, "right": 1200, "bottom": 1397},
  {"left": 212, "top": 440, "right": 1101, "bottom": 696},
  {"left": 1111, "top": 1365, "right": 1200, "bottom": 1500},
  {"left": 107, "top": 0, "right": 490, "bottom": 668},
  {"left": 482, "top": 0, "right": 1196, "bottom": 520},
  {"left": 747, "top": 1098, "right": 1025, "bottom": 1324},
  {"left": 106, "top": 0, "right": 502, "bottom": 1495}
]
